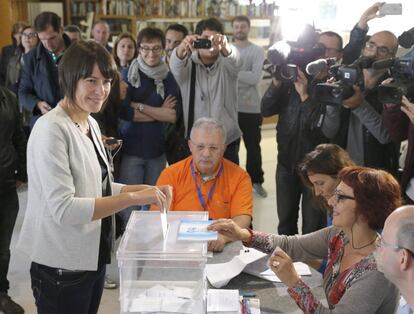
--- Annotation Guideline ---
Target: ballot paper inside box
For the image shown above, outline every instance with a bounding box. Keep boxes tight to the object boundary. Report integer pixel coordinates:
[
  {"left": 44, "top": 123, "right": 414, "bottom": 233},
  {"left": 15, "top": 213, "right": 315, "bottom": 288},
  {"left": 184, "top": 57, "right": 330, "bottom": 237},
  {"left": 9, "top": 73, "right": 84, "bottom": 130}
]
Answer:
[{"left": 117, "top": 211, "right": 209, "bottom": 314}]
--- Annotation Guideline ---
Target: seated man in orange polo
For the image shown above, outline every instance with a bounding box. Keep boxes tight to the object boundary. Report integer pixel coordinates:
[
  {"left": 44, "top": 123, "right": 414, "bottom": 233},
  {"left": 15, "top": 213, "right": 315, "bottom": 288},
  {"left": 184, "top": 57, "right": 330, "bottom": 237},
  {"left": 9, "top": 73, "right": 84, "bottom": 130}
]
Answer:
[{"left": 156, "top": 117, "right": 252, "bottom": 252}]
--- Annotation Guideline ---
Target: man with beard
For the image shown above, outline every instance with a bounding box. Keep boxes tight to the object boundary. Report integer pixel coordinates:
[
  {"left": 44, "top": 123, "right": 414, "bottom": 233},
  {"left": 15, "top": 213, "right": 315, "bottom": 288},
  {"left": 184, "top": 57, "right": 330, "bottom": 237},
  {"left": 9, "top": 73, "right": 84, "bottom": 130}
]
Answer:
[
  {"left": 232, "top": 16, "right": 267, "bottom": 198},
  {"left": 164, "top": 24, "right": 188, "bottom": 65},
  {"left": 326, "top": 30, "right": 399, "bottom": 173}
]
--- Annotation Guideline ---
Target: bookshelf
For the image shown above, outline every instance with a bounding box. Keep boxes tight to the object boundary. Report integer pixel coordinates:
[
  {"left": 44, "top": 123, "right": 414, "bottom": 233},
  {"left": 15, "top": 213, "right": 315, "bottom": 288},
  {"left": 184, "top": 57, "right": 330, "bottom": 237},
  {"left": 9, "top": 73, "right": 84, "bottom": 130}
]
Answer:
[
  {"left": 95, "top": 14, "right": 138, "bottom": 37},
  {"left": 67, "top": 0, "right": 275, "bottom": 47}
]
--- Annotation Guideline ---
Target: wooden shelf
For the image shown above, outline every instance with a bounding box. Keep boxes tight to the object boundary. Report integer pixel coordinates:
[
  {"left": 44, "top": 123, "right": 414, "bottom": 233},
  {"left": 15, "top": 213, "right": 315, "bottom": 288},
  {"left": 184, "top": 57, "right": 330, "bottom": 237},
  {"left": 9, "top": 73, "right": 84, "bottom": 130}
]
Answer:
[{"left": 96, "top": 14, "right": 135, "bottom": 20}]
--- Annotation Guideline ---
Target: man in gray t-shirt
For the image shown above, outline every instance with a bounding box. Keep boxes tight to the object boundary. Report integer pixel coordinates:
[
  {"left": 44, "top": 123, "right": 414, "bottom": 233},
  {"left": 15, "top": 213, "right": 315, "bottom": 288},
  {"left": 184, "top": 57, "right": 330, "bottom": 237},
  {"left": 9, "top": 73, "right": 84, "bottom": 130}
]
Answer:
[
  {"left": 170, "top": 17, "right": 241, "bottom": 165},
  {"left": 232, "top": 15, "right": 267, "bottom": 198}
]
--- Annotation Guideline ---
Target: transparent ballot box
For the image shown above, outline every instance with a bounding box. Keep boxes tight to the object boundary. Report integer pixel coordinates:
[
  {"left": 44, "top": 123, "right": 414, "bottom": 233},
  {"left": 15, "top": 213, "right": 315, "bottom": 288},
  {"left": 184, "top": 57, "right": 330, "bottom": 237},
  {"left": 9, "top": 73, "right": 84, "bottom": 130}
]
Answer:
[{"left": 117, "top": 211, "right": 209, "bottom": 314}]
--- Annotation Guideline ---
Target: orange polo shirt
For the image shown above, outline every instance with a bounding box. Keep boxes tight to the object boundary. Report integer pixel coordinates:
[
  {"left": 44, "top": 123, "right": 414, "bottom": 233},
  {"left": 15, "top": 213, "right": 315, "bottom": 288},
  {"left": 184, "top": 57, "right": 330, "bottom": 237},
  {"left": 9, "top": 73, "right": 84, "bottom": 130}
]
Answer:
[{"left": 155, "top": 156, "right": 253, "bottom": 219}]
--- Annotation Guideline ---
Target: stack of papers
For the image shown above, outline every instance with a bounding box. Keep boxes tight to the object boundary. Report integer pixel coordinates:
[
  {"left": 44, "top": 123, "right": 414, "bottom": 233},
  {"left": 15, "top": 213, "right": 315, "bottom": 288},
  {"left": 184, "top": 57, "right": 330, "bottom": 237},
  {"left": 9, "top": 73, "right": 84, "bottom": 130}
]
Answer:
[
  {"left": 244, "top": 257, "right": 312, "bottom": 282},
  {"left": 177, "top": 220, "right": 218, "bottom": 241},
  {"left": 206, "top": 247, "right": 267, "bottom": 287},
  {"left": 128, "top": 284, "right": 196, "bottom": 313},
  {"left": 207, "top": 289, "right": 261, "bottom": 314},
  {"left": 207, "top": 289, "right": 240, "bottom": 314},
  {"left": 206, "top": 247, "right": 311, "bottom": 287}
]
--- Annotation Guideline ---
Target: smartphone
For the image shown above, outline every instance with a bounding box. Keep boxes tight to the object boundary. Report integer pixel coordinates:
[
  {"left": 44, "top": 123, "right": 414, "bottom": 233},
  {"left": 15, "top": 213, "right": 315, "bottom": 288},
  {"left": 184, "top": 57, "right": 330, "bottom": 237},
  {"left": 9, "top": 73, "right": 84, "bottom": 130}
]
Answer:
[
  {"left": 379, "top": 3, "right": 402, "bottom": 15},
  {"left": 193, "top": 38, "right": 212, "bottom": 49}
]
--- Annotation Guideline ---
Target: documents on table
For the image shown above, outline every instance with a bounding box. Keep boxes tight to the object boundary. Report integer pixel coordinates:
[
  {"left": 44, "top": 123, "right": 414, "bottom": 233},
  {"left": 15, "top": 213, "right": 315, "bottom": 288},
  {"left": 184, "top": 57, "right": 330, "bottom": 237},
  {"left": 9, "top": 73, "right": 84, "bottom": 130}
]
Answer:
[
  {"left": 207, "top": 289, "right": 240, "bottom": 313},
  {"left": 128, "top": 284, "right": 196, "bottom": 313},
  {"left": 206, "top": 246, "right": 267, "bottom": 287},
  {"left": 243, "top": 253, "right": 311, "bottom": 282},
  {"left": 206, "top": 247, "right": 311, "bottom": 287},
  {"left": 177, "top": 219, "right": 218, "bottom": 241},
  {"left": 207, "top": 289, "right": 261, "bottom": 314}
]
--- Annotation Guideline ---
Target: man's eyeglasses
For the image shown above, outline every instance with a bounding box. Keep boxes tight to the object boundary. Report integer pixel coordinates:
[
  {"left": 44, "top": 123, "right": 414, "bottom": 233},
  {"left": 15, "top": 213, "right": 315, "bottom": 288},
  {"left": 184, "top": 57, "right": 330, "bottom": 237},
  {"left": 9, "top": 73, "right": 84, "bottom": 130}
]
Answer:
[
  {"left": 140, "top": 45, "right": 162, "bottom": 54},
  {"left": 190, "top": 140, "right": 223, "bottom": 153},
  {"left": 365, "top": 41, "right": 392, "bottom": 57},
  {"left": 22, "top": 32, "right": 37, "bottom": 39},
  {"left": 375, "top": 235, "right": 414, "bottom": 257},
  {"left": 333, "top": 190, "right": 355, "bottom": 202}
]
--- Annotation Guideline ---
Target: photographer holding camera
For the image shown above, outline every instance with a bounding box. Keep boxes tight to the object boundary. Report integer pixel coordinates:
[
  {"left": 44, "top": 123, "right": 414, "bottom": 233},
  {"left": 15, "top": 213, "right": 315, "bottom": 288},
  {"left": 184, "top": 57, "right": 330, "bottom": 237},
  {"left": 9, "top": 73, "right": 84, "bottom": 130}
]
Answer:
[
  {"left": 169, "top": 17, "right": 241, "bottom": 164},
  {"left": 325, "top": 29, "right": 399, "bottom": 176},
  {"left": 323, "top": 3, "right": 400, "bottom": 175},
  {"left": 261, "top": 30, "right": 344, "bottom": 236}
]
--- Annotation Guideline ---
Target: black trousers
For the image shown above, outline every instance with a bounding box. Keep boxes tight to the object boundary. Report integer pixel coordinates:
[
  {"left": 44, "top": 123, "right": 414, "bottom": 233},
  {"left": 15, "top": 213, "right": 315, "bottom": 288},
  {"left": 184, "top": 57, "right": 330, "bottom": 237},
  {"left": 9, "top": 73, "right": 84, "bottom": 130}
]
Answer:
[
  {"left": 0, "top": 188, "right": 19, "bottom": 293},
  {"left": 224, "top": 139, "right": 240, "bottom": 165},
  {"left": 30, "top": 262, "right": 105, "bottom": 314},
  {"left": 238, "top": 112, "right": 264, "bottom": 183},
  {"left": 276, "top": 163, "right": 326, "bottom": 235}
]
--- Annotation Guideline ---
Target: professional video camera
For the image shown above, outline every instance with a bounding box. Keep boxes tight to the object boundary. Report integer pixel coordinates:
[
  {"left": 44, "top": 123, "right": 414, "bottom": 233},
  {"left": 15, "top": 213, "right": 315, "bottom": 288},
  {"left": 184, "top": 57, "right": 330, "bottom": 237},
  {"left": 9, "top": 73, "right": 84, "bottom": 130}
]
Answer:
[
  {"left": 398, "top": 26, "right": 414, "bottom": 49},
  {"left": 264, "top": 24, "right": 324, "bottom": 82},
  {"left": 313, "top": 56, "right": 374, "bottom": 106},
  {"left": 377, "top": 48, "right": 414, "bottom": 105}
]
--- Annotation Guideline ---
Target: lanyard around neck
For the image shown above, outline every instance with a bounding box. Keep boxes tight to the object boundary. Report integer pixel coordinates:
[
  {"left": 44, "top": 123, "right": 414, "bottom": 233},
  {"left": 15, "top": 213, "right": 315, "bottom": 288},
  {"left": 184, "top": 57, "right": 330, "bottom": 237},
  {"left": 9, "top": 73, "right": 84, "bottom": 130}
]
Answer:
[{"left": 190, "top": 161, "right": 223, "bottom": 210}]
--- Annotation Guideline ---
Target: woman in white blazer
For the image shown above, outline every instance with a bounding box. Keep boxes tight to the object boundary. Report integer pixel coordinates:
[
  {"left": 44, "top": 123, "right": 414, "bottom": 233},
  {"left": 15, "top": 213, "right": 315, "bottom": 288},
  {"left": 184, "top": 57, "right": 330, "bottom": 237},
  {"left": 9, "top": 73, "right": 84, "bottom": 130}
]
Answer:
[{"left": 17, "top": 40, "right": 171, "bottom": 314}]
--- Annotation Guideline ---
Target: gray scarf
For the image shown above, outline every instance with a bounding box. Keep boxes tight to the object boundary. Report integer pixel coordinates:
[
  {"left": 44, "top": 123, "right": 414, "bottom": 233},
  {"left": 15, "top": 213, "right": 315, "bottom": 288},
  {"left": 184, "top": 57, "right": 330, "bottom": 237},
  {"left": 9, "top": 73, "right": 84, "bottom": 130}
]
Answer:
[{"left": 127, "top": 55, "right": 169, "bottom": 98}]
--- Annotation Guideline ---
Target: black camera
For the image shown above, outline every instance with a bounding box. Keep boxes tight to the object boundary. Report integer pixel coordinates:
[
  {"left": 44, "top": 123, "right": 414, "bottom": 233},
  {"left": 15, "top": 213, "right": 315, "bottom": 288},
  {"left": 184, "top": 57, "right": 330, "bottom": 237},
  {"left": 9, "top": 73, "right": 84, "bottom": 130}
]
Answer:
[
  {"left": 314, "top": 56, "right": 374, "bottom": 106},
  {"left": 399, "top": 26, "right": 414, "bottom": 49},
  {"left": 193, "top": 38, "right": 212, "bottom": 49},
  {"left": 265, "top": 24, "right": 324, "bottom": 82},
  {"left": 377, "top": 49, "right": 414, "bottom": 105}
]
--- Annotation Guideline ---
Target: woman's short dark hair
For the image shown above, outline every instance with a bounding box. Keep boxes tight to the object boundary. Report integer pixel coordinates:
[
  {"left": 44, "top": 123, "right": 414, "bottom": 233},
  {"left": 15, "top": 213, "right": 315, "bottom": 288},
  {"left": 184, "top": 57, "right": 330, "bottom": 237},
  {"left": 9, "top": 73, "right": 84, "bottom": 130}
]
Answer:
[
  {"left": 339, "top": 166, "right": 402, "bottom": 230},
  {"left": 11, "top": 21, "right": 28, "bottom": 44},
  {"left": 137, "top": 27, "right": 166, "bottom": 49},
  {"left": 34, "top": 11, "right": 61, "bottom": 33},
  {"left": 58, "top": 41, "right": 117, "bottom": 104},
  {"left": 195, "top": 17, "right": 224, "bottom": 35},
  {"left": 298, "top": 144, "right": 355, "bottom": 211},
  {"left": 112, "top": 32, "right": 137, "bottom": 68},
  {"left": 298, "top": 144, "right": 355, "bottom": 188},
  {"left": 19, "top": 25, "right": 38, "bottom": 51}
]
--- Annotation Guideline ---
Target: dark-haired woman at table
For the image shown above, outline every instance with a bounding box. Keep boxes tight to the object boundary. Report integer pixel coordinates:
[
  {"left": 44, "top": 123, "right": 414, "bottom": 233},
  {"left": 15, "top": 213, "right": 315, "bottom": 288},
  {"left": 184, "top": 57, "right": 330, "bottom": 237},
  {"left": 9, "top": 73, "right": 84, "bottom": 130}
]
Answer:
[{"left": 209, "top": 166, "right": 401, "bottom": 313}]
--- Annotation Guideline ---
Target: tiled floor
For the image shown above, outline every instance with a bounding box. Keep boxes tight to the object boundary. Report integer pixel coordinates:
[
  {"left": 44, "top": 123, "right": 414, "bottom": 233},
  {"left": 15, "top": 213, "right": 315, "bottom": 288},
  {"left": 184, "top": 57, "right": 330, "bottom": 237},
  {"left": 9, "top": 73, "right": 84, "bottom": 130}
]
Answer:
[{"left": 7, "top": 126, "right": 295, "bottom": 314}]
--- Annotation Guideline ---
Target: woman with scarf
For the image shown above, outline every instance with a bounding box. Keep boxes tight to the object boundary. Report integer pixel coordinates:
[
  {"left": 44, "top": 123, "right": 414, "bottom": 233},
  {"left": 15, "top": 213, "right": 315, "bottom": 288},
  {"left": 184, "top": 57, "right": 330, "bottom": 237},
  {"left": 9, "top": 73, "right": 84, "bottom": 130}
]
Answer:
[{"left": 119, "top": 27, "right": 180, "bottom": 226}]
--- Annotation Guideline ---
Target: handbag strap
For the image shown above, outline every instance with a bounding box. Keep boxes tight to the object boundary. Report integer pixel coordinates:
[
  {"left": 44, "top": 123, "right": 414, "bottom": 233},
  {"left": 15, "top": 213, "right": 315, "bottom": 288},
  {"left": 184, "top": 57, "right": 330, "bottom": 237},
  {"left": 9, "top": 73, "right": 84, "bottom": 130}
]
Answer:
[{"left": 186, "top": 61, "right": 196, "bottom": 138}]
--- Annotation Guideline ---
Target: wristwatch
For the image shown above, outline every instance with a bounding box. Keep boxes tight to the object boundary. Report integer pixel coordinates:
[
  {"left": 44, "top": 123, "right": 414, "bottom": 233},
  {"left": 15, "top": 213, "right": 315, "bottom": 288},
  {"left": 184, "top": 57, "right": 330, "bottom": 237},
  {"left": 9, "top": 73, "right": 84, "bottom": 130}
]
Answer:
[{"left": 138, "top": 103, "right": 145, "bottom": 112}]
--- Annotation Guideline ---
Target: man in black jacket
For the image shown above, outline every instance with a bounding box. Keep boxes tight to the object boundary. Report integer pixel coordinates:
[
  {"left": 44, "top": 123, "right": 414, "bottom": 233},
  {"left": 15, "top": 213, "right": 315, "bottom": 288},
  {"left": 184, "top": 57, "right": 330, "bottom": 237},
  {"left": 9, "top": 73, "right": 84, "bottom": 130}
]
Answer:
[
  {"left": 261, "top": 32, "right": 343, "bottom": 235},
  {"left": 0, "top": 87, "right": 26, "bottom": 314},
  {"left": 18, "top": 12, "right": 71, "bottom": 127}
]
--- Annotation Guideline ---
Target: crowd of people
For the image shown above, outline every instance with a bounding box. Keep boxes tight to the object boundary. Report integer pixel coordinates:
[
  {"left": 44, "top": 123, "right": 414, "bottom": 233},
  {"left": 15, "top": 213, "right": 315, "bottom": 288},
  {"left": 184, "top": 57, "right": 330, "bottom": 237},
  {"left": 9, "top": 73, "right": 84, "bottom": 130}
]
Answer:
[{"left": 0, "top": 2, "right": 414, "bottom": 313}]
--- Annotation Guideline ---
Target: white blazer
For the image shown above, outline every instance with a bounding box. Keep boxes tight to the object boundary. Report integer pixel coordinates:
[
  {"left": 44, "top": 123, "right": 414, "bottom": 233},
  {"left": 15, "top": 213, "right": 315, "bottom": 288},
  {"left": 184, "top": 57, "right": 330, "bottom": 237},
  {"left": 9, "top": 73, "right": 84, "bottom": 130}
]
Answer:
[{"left": 17, "top": 105, "right": 124, "bottom": 271}]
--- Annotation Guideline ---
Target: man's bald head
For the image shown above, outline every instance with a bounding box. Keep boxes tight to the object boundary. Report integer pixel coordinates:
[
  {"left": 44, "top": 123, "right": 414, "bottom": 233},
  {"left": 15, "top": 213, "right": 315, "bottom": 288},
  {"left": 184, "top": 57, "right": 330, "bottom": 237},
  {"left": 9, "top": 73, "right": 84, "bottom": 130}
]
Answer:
[
  {"left": 363, "top": 30, "right": 399, "bottom": 60},
  {"left": 388, "top": 206, "right": 414, "bottom": 254}
]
